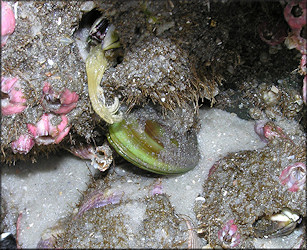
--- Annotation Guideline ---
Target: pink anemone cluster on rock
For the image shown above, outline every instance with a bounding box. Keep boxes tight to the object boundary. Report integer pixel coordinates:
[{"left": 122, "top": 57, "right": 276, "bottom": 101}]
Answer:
[
  {"left": 41, "top": 82, "right": 79, "bottom": 114},
  {"left": 27, "top": 113, "right": 71, "bottom": 146},
  {"left": 258, "top": 0, "right": 307, "bottom": 104},
  {"left": 284, "top": 0, "right": 307, "bottom": 103},
  {"left": 284, "top": 0, "right": 306, "bottom": 55},
  {"left": 1, "top": 0, "right": 80, "bottom": 155},
  {"left": 9, "top": 82, "right": 79, "bottom": 154},
  {"left": 11, "top": 134, "right": 35, "bottom": 155},
  {"left": 1, "top": 77, "right": 27, "bottom": 116},
  {"left": 1, "top": 1, "right": 15, "bottom": 47}
]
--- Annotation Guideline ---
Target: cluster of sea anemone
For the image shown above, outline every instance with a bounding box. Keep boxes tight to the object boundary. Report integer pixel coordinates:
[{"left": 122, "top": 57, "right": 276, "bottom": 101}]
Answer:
[{"left": 283, "top": 0, "right": 306, "bottom": 103}]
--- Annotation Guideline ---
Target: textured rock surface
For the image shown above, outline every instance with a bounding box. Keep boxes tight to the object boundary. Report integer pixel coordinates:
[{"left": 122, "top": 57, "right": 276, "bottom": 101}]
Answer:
[
  {"left": 1, "top": 1, "right": 305, "bottom": 248},
  {"left": 1, "top": 2, "right": 96, "bottom": 163},
  {"left": 2, "top": 1, "right": 303, "bottom": 164},
  {"left": 1, "top": 0, "right": 224, "bottom": 163},
  {"left": 195, "top": 117, "right": 306, "bottom": 248},
  {"left": 101, "top": 36, "right": 203, "bottom": 112}
]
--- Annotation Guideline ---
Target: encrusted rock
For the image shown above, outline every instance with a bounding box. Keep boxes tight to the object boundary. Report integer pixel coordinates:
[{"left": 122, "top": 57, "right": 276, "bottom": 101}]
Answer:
[{"left": 195, "top": 124, "right": 306, "bottom": 248}]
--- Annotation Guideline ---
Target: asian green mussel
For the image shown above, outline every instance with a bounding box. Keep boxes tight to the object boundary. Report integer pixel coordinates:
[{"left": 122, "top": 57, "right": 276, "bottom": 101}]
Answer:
[
  {"left": 107, "top": 106, "right": 200, "bottom": 175},
  {"left": 85, "top": 17, "right": 201, "bottom": 175}
]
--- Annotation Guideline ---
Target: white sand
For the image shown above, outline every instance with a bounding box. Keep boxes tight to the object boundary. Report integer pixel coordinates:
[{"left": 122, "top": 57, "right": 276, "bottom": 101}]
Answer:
[{"left": 1, "top": 155, "right": 98, "bottom": 247}]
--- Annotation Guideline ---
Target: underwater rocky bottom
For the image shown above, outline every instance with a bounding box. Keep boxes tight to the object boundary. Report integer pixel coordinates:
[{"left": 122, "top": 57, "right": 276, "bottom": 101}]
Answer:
[
  {"left": 1, "top": 0, "right": 306, "bottom": 248},
  {"left": 1, "top": 107, "right": 306, "bottom": 248}
]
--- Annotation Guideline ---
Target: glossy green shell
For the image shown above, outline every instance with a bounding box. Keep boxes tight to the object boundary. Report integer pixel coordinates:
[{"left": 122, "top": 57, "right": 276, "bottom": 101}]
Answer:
[{"left": 107, "top": 114, "right": 200, "bottom": 175}]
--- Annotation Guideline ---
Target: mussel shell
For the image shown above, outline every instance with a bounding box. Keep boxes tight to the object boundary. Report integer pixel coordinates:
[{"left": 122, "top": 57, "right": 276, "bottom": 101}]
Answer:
[
  {"left": 253, "top": 208, "right": 302, "bottom": 238},
  {"left": 107, "top": 107, "right": 200, "bottom": 175}
]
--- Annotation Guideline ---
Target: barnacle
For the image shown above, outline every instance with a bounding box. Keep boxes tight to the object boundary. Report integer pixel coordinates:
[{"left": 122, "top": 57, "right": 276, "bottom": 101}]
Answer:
[
  {"left": 1, "top": 1, "right": 16, "bottom": 47},
  {"left": 69, "top": 142, "right": 113, "bottom": 172},
  {"left": 86, "top": 45, "right": 122, "bottom": 124}
]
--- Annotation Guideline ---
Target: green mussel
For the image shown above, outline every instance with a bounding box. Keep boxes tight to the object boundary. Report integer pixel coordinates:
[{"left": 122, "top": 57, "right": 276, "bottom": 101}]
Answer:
[{"left": 107, "top": 106, "right": 200, "bottom": 175}]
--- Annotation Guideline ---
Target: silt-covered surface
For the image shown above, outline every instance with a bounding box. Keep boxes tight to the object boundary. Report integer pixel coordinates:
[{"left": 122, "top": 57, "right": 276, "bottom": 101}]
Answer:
[
  {"left": 1, "top": 0, "right": 306, "bottom": 249},
  {"left": 195, "top": 132, "right": 306, "bottom": 248}
]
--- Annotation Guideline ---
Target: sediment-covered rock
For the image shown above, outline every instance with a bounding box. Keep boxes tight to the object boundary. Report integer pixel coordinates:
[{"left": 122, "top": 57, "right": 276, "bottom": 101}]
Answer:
[{"left": 195, "top": 119, "right": 306, "bottom": 248}]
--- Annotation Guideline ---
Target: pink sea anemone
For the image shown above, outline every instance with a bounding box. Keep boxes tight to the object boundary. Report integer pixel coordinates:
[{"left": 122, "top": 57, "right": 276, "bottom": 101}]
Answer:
[
  {"left": 27, "top": 113, "right": 70, "bottom": 145},
  {"left": 284, "top": 0, "right": 306, "bottom": 30},
  {"left": 284, "top": 0, "right": 307, "bottom": 55},
  {"left": 303, "top": 75, "right": 307, "bottom": 104},
  {"left": 217, "top": 219, "right": 241, "bottom": 248},
  {"left": 254, "top": 120, "right": 269, "bottom": 143},
  {"left": 41, "top": 82, "right": 79, "bottom": 114},
  {"left": 11, "top": 134, "right": 35, "bottom": 154},
  {"left": 279, "top": 162, "right": 306, "bottom": 192},
  {"left": 74, "top": 190, "right": 124, "bottom": 219},
  {"left": 283, "top": 0, "right": 307, "bottom": 104},
  {"left": 151, "top": 179, "right": 163, "bottom": 196},
  {"left": 69, "top": 144, "right": 96, "bottom": 160},
  {"left": 1, "top": 76, "right": 27, "bottom": 116},
  {"left": 300, "top": 54, "right": 306, "bottom": 74},
  {"left": 1, "top": 1, "right": 16, "bottom": 47},
  {"left": 255, "top": 121, "right": 294, "bottom": 145},
  {"left": 263, "top": 123, "right": 286, "bottom": 140}
]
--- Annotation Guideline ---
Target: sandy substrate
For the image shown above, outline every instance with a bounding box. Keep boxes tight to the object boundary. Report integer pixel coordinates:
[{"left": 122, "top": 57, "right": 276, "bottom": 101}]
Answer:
[{"left": 1, "top": 108, "right": 304, "bottom": 248}]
